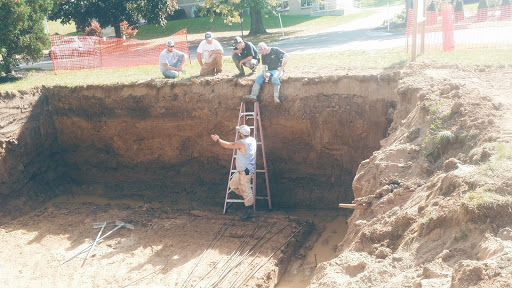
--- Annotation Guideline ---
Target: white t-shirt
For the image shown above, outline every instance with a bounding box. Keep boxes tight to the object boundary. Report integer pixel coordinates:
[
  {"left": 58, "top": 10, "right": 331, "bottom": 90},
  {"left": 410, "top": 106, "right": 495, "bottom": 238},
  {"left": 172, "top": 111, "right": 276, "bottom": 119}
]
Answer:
[
  {"left": 197, "top": 39, "right": 223, "bottom": 63},
  {"left": 159, "top": 49, "right": 183, "bottom": 73}
]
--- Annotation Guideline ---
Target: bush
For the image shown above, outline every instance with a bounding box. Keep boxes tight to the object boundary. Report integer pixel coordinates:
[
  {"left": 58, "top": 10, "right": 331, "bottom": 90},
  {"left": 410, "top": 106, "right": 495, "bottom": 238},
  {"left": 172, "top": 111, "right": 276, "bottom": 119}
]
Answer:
[
  {"left": 194, "top": 5, "right": 222, "bottom": 18},
  {"left": 503, "top": 0, "right": 511, "bottom": 5},
  {"left": 120, "top": 21, "right": 138, "bottom": 38},
  {"left": 478, "top": 0, "right": 489, "bottom": 9},
  {"left": 165, "top": 8, "right": 187, "bottom": 21},
  {"left": 427, "top": 0, "right": 437, "bottom": 11},
  {"left": 85, "top": 21, "right": 101, "bottom": 37},
  {"left": 454, "top": 0, "right": 464, "bottom": 11}
]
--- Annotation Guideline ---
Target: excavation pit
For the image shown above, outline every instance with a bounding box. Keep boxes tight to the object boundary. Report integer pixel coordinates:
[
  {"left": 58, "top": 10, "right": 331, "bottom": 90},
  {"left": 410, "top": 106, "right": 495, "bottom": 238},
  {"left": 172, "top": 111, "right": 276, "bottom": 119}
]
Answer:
[{"left": 0, "top": 73, "right": 404, "bottom": 287}]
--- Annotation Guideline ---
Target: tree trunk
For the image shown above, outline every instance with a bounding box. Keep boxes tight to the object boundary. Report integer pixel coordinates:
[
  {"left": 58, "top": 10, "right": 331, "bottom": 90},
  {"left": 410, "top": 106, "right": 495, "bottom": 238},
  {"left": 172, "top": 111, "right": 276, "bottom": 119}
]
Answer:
[
  {"left": 2, "top": 52, "right": 13, "bottom": 74},
  {"left": 248, "top": 6, "right": 267, "bottom": 36},
  {"left": 114, "top": 23, "right": 122, "bottom": 38}
]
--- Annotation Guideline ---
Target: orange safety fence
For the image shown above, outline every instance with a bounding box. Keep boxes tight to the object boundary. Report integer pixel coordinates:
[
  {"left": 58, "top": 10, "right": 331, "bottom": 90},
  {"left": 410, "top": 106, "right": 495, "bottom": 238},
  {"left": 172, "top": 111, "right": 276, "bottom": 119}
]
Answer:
[
  {"left": 50, "top": 28, "right": 190, "bottom": 73},
  {"left": 406, "top": 6, "right": 512, "bottom": 52}
]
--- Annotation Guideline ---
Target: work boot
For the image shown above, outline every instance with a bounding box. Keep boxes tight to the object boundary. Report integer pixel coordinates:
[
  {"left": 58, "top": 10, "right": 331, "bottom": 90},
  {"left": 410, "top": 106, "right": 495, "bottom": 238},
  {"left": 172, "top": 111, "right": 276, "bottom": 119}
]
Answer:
[
  {"left": 243, "top": 83, "right": 261, "bottom": 102},
  {"left": 239, "top": 206, "right": 255, "bottom": 220},
  {"left": 273, "top": 85, "right": 281, "bottom": 103},
  {"left": 250, "top": 65, "right": 257, "bottom": 74}
]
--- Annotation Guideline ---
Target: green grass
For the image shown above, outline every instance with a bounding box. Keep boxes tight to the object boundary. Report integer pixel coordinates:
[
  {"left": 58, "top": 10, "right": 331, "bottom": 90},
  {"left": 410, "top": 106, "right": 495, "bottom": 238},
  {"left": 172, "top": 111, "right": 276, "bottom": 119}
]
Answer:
[
  {"left": 417, "top": 48, "right": 512, "bottom": 67},
  {"left": 47, "top": 20, "right": 77, "bottom": 35},
  {"left": 135, "top": 11, "right": 377, "bottom": 40},
  {"left": 1, "top": 49, "right": 407, "bottom": 91}
]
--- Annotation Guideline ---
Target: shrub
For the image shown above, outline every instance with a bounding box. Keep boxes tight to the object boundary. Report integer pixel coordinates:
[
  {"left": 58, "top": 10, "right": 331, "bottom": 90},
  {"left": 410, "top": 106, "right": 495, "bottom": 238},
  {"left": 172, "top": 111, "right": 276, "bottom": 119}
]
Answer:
[
  {"left": 120, "top": 21, "right": 138, "bottom": 38},
  {"left": 478, "top": 0, "right": 489, "bottom": 9},
  {"left": 85, "top": 21, "right": 101, "bottom": 37},
  {"left": 165, "top": 8, "right": 187, "bottom": 21},
  {"left": 427, "top": 0, "right": 437, "bottom": 11},
  {"left": 454, "top": 0, "right": 464, "bottom": 11}
]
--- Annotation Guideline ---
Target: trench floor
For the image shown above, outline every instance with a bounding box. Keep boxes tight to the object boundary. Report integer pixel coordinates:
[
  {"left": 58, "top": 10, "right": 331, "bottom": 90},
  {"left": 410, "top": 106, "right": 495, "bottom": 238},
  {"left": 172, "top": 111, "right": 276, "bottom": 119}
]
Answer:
[{"left": 0, "top": 194, "right": 346, "bottom": 288}]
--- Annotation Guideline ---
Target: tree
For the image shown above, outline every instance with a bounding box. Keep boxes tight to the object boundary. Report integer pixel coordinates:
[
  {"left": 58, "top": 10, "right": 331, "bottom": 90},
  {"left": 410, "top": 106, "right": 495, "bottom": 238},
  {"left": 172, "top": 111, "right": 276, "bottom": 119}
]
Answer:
[
  {"left": 49, "top": 0, "right": 177, "bottom": 38},
  {"left": 202, "top": 0, "right": 280, "bottom": 36},
  {"left": 0, "top": 0, "right": 53, "bottom": 74}
]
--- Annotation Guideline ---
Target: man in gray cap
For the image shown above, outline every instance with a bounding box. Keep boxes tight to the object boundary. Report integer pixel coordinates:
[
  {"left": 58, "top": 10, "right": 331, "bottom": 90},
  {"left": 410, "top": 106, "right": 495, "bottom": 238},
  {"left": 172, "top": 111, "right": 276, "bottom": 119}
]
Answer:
[
  {"left": 244, "top": 42, "right": 289, "bottom": 103},
  {"left": 232, "top": 36, "right": 259, "bottom": 77},
  {"left": 159, "top": 39, "right": 188, "bottom": 79},
  {"left": 197, "top": 32, "right": 224, "bottom": 76},
  {"left": 211, "top": 125, "right": 256, "bottom": 220}
]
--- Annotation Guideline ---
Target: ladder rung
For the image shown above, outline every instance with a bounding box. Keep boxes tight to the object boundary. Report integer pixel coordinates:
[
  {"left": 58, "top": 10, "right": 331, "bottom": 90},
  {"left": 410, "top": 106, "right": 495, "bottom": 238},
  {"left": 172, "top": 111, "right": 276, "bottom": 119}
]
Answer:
[
  {"left": 240, "top": 112, "right": 255, "bottom": 116},
  {"left": 256, "top": 170, "right": 266, "bottom": 173},
  {"left": 257, "top": 142, "right": 262, "bottom": 145},
  {"left": 255, "top": 196, "right": 268, "bottom": 200},
  {"left": 226, "top": 199, "right": 245, "bottom": 203}
]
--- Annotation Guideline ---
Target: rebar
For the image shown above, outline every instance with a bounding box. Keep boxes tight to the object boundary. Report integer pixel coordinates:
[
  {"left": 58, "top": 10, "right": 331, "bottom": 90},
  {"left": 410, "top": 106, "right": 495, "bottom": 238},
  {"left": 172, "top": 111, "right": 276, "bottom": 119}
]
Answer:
[
  {"left": 235, "top": 226, "right": 303, "bottom": 288},
  {"left": 179, "top": 221, "right": 229, "bottom": 288}
]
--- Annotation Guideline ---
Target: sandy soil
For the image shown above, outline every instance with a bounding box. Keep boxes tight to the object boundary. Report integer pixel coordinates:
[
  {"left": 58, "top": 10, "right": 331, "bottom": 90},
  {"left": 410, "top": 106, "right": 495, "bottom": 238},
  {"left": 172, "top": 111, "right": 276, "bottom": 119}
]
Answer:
[{"left": 0, "top": 196, "right": 313, "bottom": 288}]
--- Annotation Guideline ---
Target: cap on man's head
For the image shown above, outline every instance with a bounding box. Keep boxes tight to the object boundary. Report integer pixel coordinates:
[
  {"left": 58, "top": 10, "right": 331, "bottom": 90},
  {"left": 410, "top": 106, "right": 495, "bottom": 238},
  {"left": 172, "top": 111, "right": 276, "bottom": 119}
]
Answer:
[
  {"left": 205, "top": 32, "right": 213, "bottom": 40},
  {"left": 166, "top": 40, "right": 175, "bottom": 47},
  {"left": 233, "top": 36, "right": 243, "bottom": 46},
  {"left": 236, "top": 125, "right": 251, "bottom": 136},
  {"left": 257, "top": 42, "right": 267, "bottom": 54}
]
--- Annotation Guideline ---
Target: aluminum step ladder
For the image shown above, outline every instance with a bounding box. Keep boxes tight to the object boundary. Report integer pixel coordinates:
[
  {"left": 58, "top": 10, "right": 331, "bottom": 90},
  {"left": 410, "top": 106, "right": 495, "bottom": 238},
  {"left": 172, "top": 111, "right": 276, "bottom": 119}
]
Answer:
[{"left": 223, "top": 101, "right": 271, "bottom": 214}]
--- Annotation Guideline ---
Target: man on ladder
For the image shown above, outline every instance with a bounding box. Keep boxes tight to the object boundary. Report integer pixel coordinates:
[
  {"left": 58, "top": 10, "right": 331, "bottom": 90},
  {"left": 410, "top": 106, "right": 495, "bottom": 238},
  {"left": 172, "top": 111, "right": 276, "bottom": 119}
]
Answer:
[{"left": 211, "top": 125, "right": 256, "bottom": 220}]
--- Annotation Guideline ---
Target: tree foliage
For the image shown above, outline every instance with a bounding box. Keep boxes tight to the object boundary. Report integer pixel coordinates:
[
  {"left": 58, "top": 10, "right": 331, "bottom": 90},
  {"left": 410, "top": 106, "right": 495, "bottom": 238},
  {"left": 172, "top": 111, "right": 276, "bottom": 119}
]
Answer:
[
  {"left": 49, "top": 0, "right": 177, "bottom": 38},
  {"left": 0, "top": 0, "right": 53, "bottom": 74},
  {"left": 202, "top": 0, "right": 280, "bottom": 35}
]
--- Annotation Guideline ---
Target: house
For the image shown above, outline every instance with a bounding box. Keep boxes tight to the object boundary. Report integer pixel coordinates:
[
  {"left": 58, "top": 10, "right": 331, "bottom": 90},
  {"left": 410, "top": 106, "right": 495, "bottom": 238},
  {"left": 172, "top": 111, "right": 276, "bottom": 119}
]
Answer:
[{"left": 176, "top": 0, "right": 354, "bottom": 18}]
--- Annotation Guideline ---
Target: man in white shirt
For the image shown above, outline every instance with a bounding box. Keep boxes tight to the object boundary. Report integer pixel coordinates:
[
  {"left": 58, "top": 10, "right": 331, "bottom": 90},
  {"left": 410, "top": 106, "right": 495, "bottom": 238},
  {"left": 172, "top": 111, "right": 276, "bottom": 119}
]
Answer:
[
  {"left": 196, "top": 32, "right": 224, "bottom": 76},
  {"left": 159, "top": 39, "right": 188, "bottom": 79}
]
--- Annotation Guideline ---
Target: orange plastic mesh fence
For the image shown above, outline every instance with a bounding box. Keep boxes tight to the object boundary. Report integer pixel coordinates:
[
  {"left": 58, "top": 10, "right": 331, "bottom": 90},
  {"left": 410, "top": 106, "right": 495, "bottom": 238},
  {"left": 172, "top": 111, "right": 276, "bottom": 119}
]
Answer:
[
  {"left": 406, "top": 6, "right": 512, "bottom": 52},
  {"left": 50, "top": 28, "right": 189, "bottom": 72}
]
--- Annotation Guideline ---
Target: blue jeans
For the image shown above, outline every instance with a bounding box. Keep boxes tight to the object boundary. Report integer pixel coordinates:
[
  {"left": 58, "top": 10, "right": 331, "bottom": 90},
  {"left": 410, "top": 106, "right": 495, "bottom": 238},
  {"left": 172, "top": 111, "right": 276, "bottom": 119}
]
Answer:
[
  {"left": 255, "top": 70, "right": 283, "bottom": 86},
  {"left": 162, "top": 55, "right": 183, "bottom": 79}
]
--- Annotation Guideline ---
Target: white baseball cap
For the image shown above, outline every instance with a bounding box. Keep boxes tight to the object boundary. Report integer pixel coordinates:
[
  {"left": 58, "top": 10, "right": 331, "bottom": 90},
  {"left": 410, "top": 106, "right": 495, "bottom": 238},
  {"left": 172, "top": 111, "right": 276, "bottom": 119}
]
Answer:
[
  {"left": 236, "top": 125, "right": 251, "bottom": 136},
  {"left": 166, "top": 40, "right": 175, "bottom": 47},
  {"left": 257, "top": 42, "right": 267, "bottom": 54}
]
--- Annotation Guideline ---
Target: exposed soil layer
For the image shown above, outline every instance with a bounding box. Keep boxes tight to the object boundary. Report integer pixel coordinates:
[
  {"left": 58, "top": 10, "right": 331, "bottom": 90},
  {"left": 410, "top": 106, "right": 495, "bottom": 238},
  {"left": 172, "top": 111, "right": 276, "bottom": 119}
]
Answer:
[{"left": 0, "top": 74, "right": 399, "bottom": 212}]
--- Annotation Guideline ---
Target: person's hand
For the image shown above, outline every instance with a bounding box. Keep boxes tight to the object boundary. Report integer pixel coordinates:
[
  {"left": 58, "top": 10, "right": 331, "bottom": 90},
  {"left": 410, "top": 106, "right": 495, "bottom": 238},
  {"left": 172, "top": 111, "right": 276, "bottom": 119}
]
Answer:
[
  {"left": 278, "top": 66, "right": 284, "bottom": 72},
  {"left": 211, "top": 134, "right": 220, "bottom": 142},
  {"left": 263, "top": 73, "right": 269, "bottom": 80}
]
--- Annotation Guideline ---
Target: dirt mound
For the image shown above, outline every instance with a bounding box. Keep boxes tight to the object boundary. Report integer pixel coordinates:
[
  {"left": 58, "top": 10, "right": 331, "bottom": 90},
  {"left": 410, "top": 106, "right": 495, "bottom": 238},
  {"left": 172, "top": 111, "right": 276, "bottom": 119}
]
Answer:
[{"left": 309, "top": 64, "right": 512, "bottom": 287}]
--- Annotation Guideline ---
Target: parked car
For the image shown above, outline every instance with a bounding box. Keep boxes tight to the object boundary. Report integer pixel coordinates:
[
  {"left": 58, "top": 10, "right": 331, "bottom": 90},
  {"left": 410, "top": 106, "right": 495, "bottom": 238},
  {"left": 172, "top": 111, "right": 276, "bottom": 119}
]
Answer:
[{"left": 49, "top": 36, "right": 96, "bottom": 59}]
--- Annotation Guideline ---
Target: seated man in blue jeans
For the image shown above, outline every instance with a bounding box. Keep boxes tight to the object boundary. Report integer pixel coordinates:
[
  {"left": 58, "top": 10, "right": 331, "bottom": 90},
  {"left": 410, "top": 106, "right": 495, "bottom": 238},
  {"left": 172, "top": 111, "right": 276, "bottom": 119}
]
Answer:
[
  {"left": 244, "top": 42, "right": 289, "bottom": 103},
  {"left": 159, "top": 40, "right": 188, "bottom": 79}
]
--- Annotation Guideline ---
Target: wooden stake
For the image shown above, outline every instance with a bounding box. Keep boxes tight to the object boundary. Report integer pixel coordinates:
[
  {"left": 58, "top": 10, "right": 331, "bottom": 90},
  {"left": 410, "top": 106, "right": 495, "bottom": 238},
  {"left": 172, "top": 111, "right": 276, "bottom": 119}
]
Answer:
[{"left": 338, "top": 203, "right": 369, "bottom": 210}]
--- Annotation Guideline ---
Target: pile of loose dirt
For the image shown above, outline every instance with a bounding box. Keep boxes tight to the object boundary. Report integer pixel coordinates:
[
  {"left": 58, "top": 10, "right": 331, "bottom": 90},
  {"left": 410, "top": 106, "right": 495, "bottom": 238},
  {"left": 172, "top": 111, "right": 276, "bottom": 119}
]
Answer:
[{"left": 307, "top": 64, "right": 512, "bottom": 287}]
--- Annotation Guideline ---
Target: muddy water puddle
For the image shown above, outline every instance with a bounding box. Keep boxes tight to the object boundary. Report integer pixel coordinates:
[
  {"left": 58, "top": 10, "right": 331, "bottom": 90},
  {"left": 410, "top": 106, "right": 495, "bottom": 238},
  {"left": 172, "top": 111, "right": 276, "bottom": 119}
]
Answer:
[{"left": 276, "top": 210, "right": 348, "bottom": 288}]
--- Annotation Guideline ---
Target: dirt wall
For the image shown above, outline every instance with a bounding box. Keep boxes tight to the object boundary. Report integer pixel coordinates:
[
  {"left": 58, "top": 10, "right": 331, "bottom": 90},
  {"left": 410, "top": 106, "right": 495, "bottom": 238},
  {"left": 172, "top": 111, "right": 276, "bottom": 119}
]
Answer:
[{"left": 1, "top": 74, "right": 399, "bottom": 211}]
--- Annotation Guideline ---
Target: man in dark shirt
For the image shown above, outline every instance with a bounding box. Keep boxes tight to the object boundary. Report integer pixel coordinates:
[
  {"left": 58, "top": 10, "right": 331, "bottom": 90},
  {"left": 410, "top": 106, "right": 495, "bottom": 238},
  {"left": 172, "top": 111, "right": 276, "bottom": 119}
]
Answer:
[
  {"left": 243, "top": 42, "right": 289, "bottom": 103},
  {"left": 231, "top": 36, "right": 260, "bottom": 77}
]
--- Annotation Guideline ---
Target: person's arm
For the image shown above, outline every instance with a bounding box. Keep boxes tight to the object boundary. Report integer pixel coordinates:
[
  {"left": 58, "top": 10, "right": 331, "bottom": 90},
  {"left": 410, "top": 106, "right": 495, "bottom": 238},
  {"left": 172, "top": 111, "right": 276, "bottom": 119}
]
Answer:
[
  {"left": 278, "top": 52, "right": 289, "bottom": 72},
  {"left": 177, "top": 51, "right": 188, "bottom": 71},
  {"left": 211, "top": 134, "right": 246, "bottom": 152},
  {"left": 208, "top": 41, "right": 224, "bottom": 59},
  {"left": 196, "top": 52, "right": 203, "bottom": 67}
]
